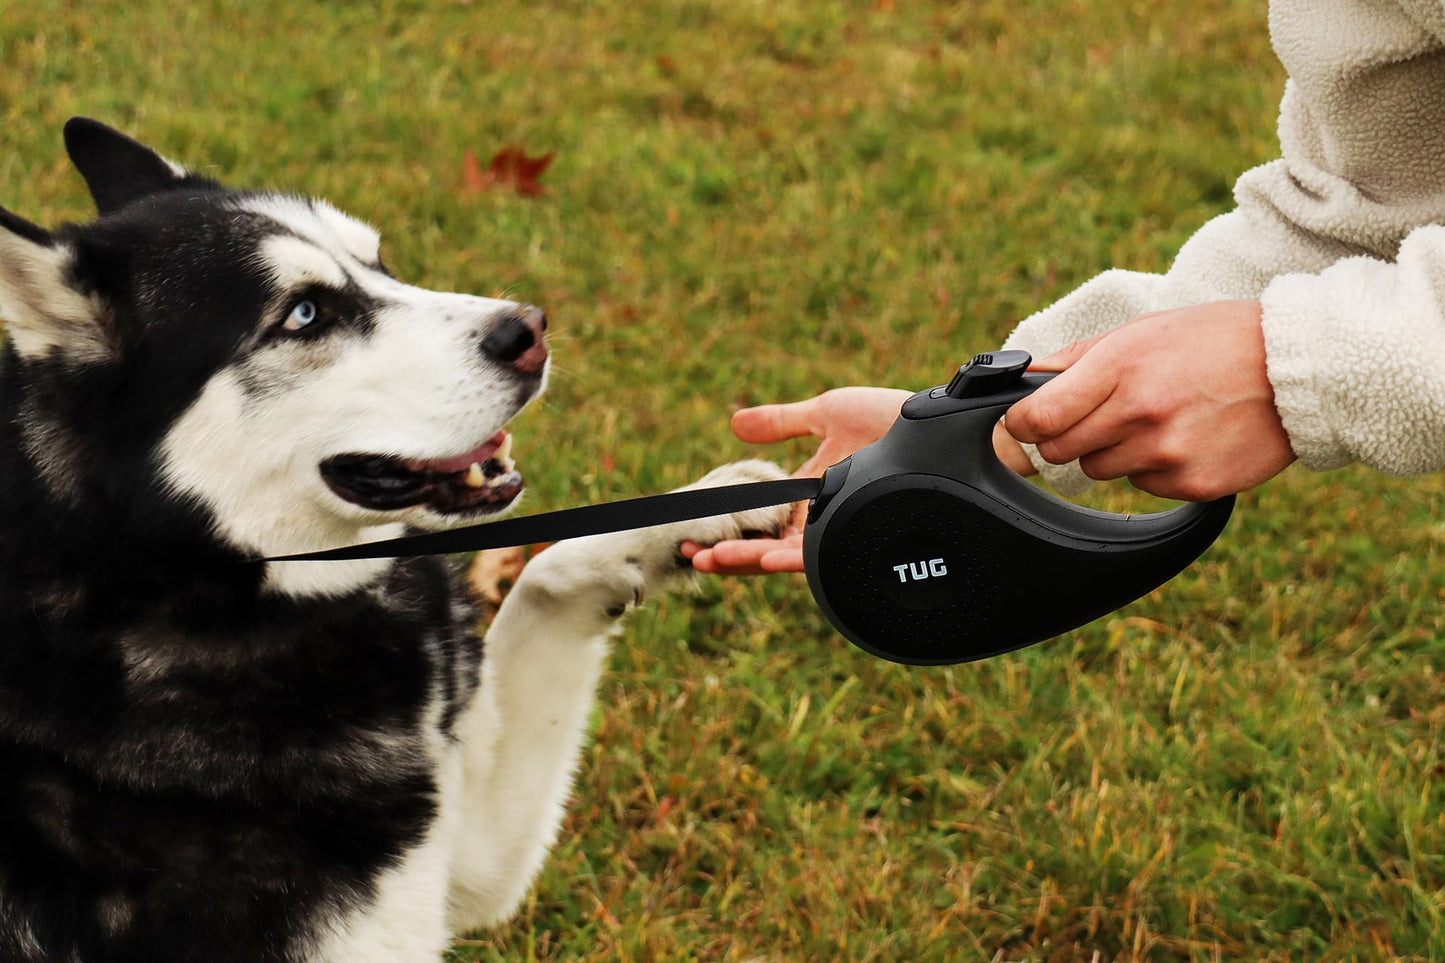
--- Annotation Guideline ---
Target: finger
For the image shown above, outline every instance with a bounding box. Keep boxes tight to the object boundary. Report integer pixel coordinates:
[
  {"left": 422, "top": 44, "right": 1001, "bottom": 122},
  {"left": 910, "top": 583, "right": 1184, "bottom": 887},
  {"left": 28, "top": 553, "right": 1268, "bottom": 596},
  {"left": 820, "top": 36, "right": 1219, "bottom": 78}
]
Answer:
[
  {"left": 757, "top": 545, "right": 806, "bottom": 573},
  {"left": 1123, "top": 469, "right": 1198, "bottom": 502},
  {"left": 684, "top": 544, "right": 729, "bottom": 574},
  {"left": 688, "top": 536, "right": 784, "bottom": 572},
  {"left": 1028, "top": 331, "right": 1111, "bottom": 372},
  {"left": 731, "top": 400, "right": 819, "bottom": 445},
  {"left": 993, "top": 419, "right": 1039, "bottom": 475},
  {"left": 1076, "top": 443, "right": 1135, "bottom": 482},
  {"left": 1077, "top": 425, "right": 1196, "bottom": 484},
  {"left": 1029, "top": 314, "right": 1157, "bottom": 371},
  {"left": 709, "top": 534, "right": 801, "bottom": 567},
  {"left": 1005, "top": 354, "right": 1118, "bottom": 445},
  {"left": 1125, "top": 467, "right": 1235, "bottom": 503},
  {"left": 1032, "top": 403, "right": 1130, "bottom": 466},
  {"left": 704, "top": 541, "right": 805, "bottom": 575},
  {"left": 682, "top": 539, "right": 765, "bottom": 572},
  {"left": 688, "top": 534, "right": 804, "bottom": 575},
  {"left": 687, "top": 543, "right": 768, "bottom": 572}
]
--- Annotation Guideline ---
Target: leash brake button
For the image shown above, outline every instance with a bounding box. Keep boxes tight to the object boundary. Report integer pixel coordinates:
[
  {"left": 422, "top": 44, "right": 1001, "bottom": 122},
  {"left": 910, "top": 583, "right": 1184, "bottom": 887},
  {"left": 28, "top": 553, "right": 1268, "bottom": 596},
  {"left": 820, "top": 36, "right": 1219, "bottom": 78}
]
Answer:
[{"left": 945, "top": 349, "right": 1032, "bottom": 399}]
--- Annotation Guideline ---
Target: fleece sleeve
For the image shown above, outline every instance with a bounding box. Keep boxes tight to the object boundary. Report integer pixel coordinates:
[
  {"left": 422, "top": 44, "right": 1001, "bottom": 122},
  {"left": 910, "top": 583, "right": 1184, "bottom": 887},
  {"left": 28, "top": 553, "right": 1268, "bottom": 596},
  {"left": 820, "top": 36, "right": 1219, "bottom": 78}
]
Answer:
[
  {"left": 1262, "top": 225, "right": 1445, "bottom": 474},
  {"left": 1000, "top": 0, "right": 1445, "bottom": 493}
]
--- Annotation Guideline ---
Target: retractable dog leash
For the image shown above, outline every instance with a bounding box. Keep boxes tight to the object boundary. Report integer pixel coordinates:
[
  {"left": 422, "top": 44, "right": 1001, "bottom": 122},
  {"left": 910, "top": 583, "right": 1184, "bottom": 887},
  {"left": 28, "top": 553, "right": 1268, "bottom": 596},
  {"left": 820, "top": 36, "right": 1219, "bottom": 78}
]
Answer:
[{"left": 269, "top": 351, "right": 1235, "bottom": 665}]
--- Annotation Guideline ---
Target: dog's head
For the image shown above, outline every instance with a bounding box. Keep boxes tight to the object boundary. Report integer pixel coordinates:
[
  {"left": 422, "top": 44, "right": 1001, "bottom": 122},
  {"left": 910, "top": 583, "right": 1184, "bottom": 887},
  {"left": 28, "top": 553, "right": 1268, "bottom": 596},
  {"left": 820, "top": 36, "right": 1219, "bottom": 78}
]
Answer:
[{"left": 0, "top": 119, "right": 547, "bottom": 594}]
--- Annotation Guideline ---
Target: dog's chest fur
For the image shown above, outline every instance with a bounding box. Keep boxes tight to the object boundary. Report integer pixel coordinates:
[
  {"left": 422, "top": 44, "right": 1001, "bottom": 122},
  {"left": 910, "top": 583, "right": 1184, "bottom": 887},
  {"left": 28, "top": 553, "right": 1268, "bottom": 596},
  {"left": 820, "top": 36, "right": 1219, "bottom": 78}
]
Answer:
[{"left": 0, "top": 531, "right": 481, "bottom": 962}]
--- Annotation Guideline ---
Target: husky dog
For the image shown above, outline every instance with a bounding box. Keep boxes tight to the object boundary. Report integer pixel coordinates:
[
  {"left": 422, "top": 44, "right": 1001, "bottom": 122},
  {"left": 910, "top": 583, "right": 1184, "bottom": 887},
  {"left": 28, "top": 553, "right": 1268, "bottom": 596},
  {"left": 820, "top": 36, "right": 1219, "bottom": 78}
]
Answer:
[{"left": 0, "top": 119, "right": 787, "bottom": 962}]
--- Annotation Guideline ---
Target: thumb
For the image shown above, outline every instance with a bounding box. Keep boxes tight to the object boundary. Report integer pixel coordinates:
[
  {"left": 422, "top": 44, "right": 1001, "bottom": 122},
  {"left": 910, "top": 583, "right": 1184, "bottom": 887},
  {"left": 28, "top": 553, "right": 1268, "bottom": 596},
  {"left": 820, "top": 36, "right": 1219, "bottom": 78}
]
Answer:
[
  {"left": 1029, "top": 331, "right": 1110, "bottom": 372},
  {"left": 731, "top": 399, "right": 819, "bottom": 444}
]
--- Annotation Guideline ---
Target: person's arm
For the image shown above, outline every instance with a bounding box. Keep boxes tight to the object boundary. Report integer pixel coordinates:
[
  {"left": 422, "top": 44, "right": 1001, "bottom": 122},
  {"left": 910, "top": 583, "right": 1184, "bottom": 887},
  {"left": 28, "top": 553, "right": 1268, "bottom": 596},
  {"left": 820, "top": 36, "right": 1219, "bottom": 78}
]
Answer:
[
  {"left": 1005, "top": 0, "right": 1445, "bottom": 492},
  {"left": 1007, "top": 223, "right": 1445, "bottom": 494}
]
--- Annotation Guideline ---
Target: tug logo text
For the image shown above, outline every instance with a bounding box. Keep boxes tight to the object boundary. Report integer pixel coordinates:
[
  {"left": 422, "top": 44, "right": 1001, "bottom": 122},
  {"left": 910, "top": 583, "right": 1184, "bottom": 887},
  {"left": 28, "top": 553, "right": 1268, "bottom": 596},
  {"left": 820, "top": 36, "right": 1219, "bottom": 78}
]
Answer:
[{"left": 892, "top": 558, "right": 948, "bottom": 583}]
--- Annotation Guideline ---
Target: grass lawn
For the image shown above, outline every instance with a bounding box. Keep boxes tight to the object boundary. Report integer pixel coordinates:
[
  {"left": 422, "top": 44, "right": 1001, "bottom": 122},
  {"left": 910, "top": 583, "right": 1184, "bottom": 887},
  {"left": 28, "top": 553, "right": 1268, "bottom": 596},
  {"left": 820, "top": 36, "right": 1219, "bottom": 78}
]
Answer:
[{"left": 5, "top": 0, "right": 1445, "bottom": 959}]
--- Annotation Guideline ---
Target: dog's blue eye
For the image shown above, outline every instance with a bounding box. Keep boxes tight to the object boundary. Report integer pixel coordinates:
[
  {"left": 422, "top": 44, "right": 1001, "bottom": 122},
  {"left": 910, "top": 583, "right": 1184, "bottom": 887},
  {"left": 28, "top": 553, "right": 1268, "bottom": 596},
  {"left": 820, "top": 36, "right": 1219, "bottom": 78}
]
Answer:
[{"left": 283, "top": 300, "right": 318, "bottom": 332}]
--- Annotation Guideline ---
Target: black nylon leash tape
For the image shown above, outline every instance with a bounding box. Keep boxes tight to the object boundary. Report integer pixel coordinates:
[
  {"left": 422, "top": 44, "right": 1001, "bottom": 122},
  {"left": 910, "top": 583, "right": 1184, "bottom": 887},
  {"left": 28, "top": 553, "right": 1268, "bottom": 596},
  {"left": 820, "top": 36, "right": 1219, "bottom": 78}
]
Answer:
[{"left": 265, "top": 477, "right": 823, "bottom": 562}]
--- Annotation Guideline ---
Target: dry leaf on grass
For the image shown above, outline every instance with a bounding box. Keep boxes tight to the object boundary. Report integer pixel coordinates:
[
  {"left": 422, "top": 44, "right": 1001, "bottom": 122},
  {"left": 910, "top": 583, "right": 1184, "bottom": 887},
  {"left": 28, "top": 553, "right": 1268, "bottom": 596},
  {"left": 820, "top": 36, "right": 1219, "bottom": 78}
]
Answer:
[{"left": 462, "top": 147, "right": 555, "bottom": 196}]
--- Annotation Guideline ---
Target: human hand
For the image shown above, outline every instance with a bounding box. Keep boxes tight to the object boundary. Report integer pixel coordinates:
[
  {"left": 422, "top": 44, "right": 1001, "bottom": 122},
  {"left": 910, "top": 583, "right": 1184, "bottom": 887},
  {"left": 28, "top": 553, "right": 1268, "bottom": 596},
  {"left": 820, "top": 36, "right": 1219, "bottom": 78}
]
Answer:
[
  {"left": 683, "top": 387, "right": 913, "bottom": 575},
  {"left": 1004, "top": 300, "right": 1297, "bottom": 500},
  {"left": 683, "top": 386, "right": 1036, "bottom": 575}
]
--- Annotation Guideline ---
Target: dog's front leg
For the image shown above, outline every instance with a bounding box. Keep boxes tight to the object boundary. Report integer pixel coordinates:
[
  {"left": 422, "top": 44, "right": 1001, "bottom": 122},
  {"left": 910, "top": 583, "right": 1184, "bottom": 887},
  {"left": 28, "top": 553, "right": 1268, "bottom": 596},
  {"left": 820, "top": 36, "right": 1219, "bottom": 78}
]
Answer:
[
  {"left": 443, "top": 546, "right": 616, "bottom": 933},
  {"left": 445, "top": 460, "right": 789, "bottom": 933}
]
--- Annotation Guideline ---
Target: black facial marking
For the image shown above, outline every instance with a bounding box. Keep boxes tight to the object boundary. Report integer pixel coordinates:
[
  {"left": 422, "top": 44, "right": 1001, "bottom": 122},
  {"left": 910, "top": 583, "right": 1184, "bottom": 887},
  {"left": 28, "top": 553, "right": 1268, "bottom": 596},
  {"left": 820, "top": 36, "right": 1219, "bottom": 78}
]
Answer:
[{"left": 260, "top": 278, "right": 381, "bottom": 345}]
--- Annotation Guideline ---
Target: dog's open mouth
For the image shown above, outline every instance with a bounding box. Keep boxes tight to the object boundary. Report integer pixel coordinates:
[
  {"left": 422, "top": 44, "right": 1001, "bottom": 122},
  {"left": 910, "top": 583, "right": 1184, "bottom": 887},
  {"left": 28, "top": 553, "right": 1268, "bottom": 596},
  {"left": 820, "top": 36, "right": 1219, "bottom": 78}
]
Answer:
[{"left": 320, "top": 431, "right": 524, "bottom": 515}]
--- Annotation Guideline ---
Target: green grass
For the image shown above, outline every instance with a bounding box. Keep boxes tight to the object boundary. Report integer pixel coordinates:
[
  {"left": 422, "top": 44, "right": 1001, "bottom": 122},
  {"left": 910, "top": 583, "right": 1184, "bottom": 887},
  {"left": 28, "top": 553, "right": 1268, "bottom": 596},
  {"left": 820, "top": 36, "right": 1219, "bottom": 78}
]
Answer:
[{"left": 5, "top": 1, "right": 1444, "bottom": 959}]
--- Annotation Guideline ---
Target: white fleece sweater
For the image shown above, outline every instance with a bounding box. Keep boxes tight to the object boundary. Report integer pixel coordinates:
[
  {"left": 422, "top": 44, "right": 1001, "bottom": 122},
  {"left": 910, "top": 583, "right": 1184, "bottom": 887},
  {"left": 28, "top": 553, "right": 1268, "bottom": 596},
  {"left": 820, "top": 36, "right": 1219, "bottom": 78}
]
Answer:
[{"left": 1001, "top": 0, "right": 1445, "bottom": 494}]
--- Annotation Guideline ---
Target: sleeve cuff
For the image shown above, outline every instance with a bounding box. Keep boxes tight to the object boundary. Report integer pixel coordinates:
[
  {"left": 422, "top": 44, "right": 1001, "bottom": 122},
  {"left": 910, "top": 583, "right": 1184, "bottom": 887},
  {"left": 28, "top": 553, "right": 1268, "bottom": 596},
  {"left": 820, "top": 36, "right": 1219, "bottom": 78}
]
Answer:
[{"left": 1260, "top": 271, "right": 1357, "bottom": 472}]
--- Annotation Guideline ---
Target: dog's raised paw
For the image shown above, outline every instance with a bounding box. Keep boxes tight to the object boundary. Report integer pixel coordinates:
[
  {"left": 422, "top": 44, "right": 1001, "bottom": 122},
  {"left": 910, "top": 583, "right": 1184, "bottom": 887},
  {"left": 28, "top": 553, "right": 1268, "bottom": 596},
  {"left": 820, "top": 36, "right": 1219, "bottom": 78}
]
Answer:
[
  {"left": 506, "top": 460, "right": 791, "bottom": 625},
  {"left": 668, "top": 459, "right": 793, "bottom": 549}
]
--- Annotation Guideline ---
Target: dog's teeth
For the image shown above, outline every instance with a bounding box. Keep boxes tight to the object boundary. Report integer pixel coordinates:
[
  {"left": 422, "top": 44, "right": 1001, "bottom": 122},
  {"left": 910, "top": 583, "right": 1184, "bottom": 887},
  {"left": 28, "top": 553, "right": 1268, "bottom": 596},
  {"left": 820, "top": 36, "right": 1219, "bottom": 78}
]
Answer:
[
  {"left": 464, "top": 463, "right": 486, "bottom": 488},
  {"left": 496, "top": 434, "right": 513, "bottom": 463}
]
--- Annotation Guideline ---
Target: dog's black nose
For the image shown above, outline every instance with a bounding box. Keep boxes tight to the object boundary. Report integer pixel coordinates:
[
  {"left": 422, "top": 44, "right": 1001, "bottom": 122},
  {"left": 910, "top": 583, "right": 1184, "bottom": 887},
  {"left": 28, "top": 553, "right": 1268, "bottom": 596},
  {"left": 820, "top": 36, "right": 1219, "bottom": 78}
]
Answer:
[{"left": 480, "top": 306, "right": 548, "bottom": 375}]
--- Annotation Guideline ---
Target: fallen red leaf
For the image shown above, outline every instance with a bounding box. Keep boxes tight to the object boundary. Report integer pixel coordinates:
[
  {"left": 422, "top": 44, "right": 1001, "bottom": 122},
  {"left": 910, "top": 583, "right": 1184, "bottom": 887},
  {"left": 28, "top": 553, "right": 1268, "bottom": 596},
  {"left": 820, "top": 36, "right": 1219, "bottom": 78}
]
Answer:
[
  {"left": 462, "top": 149, "right": 488, "bottom": 194},
  {"left": 462, "top": 146, "right": 555, "bottom": 196}
]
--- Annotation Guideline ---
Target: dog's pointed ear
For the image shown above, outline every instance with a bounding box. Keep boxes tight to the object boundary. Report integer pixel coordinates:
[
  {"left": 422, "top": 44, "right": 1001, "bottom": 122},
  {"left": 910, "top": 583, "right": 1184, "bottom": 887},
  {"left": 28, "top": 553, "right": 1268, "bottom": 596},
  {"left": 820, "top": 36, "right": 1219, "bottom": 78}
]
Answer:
[
  {"left": 63, "top": 117, "right": 216, "bottom": 216},
  {"left": 0, "top": 205, "right": 115, "bottom": 363}
]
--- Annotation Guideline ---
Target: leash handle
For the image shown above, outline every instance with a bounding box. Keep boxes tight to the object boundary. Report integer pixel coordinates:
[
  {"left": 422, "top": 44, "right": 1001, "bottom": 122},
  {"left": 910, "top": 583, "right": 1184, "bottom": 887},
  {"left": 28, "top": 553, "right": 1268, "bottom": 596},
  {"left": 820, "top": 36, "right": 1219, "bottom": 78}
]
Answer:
[{"left": 265, "top": 477, "right": 823, "bottom": 562}]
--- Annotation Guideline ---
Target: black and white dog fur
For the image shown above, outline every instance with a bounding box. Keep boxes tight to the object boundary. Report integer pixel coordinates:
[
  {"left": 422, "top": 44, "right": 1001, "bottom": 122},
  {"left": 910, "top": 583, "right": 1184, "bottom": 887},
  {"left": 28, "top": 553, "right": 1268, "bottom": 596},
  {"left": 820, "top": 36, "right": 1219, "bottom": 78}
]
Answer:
[{"left": 0, "top": 119, "right": 787, "bottom": 962}]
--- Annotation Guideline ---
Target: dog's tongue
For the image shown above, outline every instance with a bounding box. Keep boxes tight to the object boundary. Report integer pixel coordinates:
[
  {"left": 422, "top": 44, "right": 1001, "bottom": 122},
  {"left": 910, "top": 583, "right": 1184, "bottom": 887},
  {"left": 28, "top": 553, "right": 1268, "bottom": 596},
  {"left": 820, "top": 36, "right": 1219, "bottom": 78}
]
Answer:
[{"left": 408, "top": 431, "right": 508, "bottom": 474}]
